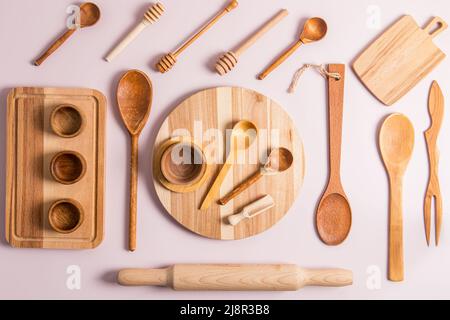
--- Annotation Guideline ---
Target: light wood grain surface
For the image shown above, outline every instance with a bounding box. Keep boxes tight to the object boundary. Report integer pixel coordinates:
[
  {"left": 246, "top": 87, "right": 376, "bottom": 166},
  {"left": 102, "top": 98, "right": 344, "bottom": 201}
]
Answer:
[
  {"left": 118, "top": 264, "right": 353, "bottom": 291},
  {"left": 152, "top": 87, "right": 304, "bottom": 240},
  {"left": 5, "top": 87, "right": 105, "bottom": 249},
  {"left": 353, "top": 15, "right": 447, "bottom": 106}
]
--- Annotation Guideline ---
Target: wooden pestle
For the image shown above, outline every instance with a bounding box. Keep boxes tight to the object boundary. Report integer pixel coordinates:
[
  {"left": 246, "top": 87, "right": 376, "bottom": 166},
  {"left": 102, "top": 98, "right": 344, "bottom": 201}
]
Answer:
[
  {"left": 215, "top": 9, "right": 288, "bottom": 75},
  {"left": 105, "top": 3, "right": 165, "bottom": 62},
  {"left": 118, "top": 264, "right": 353, "bottom": 291},
  {"left": 156, "top": 0, "right": 238, "bottom": 73}
]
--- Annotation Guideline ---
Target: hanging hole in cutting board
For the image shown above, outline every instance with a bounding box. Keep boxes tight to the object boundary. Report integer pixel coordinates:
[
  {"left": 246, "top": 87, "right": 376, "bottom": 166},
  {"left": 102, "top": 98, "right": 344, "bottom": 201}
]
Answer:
[{"left": 424, "top": 17, "right": 448, "bottom": 38}]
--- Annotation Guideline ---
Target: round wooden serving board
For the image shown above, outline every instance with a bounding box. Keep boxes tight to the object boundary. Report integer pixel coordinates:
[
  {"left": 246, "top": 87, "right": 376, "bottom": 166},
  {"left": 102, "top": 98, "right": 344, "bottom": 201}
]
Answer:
[{"left": 153, "top": 87, "right": 304, "bottom": 240}]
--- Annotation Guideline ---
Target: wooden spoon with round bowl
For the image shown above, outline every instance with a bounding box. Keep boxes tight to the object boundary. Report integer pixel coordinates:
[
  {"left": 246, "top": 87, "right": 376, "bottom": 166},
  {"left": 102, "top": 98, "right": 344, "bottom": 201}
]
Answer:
[
  {"left": 34, "top": 2, "right": 101, "bottom": 66},
  {"left": 258, "top": 17, "right": 327, "bottom": 79},
  {"left": 218, "top": 147, "right": 293, "bottom": 205},
  {"left": 116, "top": 70, "right": 153, "bottom": 252},
  {"left": 200, "top": 120, "right": 257, "bottom": 210}
]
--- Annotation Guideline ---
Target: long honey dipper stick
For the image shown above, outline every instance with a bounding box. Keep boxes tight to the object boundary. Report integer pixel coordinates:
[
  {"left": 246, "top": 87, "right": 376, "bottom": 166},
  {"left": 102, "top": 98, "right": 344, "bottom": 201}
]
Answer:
[
  {"left": 156, "top": 0, "right": 238, "bottom": 73},
  {"left": 105, "top": 3, "right": 165, "bottom": 62},
  {"left": 216, "top": 9, "right": 288, "bottom": 75}
]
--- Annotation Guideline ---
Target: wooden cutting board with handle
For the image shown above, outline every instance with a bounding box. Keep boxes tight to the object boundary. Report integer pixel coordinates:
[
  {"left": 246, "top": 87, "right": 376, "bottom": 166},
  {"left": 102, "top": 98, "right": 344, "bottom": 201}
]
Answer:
[{"left": 353, "top": 15, "right": 447, "bottom": 106}]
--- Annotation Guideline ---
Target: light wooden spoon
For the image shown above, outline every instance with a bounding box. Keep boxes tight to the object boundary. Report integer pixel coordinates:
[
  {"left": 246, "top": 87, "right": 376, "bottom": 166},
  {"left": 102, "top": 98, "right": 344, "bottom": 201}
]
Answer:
[
  {"left": 379, "top": 113, "right": 414, "bottom": 282},
  {"left": 117, "top": 70, "right": 153, "bottom": 252},
  {"left": 218, "top": 148, "right": 293, "bottom": 205},
  {"left": 200, "top": 120, "right": 257, "bottom": 210},
  {"left": 34, "top": 2, "right": 101, "bottom": 66}
]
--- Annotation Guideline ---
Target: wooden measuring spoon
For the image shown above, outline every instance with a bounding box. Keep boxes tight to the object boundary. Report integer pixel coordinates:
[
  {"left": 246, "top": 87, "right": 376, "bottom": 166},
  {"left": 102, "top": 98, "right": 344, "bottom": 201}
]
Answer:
[
  {"left": 34, "top": 2, "right": 100, "bottom": 66},
  {"left": 156, "top": 0, "right": 238, "bottom": 73},
  {"left": 200, "top": 120, "right": 257, "bottom": 210},
  {"left": 258, "top": 17, "right": 327, "bottom": 80},
  {"left": 379, "top": 113, "right": 414, "bottom": 282},
  {"left": 227, "top": 195, "right": 274, "bottom": 226},
  {"left": 117, "top": 70, "right": 153, "bottom": 252},
  {"left": 316, "top": 64, "right": 351, "bottom": 246},
  {"left": 219, "top": 147, "right": 293, "bottom": 205}
]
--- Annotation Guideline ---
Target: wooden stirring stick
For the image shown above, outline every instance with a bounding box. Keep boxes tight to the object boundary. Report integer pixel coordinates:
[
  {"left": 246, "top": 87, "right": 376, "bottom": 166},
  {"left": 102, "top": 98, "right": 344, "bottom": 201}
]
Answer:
[
  {"left": 424, "top": 81, "right": 444, "bottom": 246},
  {"left": 34, "top": 2, "right": 101, "bottom": 66},
  {"left": 156, "top": 0, "right": 238, "bottom": 73},
  {"left": 227, "top": 195, "right": 274, "bottom": 226},
  {"left": 215, "top": 9, "right": 288, "bottom": 75},
  {"left": 105, "top": 3, "right": 165, "bottom": 62}
]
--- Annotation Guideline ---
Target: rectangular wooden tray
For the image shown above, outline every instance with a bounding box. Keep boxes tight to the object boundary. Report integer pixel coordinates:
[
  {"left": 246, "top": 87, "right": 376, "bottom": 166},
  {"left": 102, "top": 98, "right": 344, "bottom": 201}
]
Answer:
[{"left": 5, "top": 87, "right": 106, "bottom": 249}]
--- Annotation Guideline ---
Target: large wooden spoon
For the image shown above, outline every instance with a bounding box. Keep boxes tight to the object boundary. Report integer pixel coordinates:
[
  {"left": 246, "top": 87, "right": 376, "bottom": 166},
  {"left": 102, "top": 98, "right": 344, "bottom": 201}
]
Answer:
[
  {"left": 200, "top": 120, "right": 257, "bottom": 210},
  {"left": 117, "top": 70, "right": 153, "bottom": 252},
  {"left": 316, "top": 64, "right": 351, "bottom": 246},
  {"left": 218, "top": 148, "right": 293, "bottom": 205},
  {"left": 379, "top": 113, "right": 414, "bottom": 282},
  {"left": 34, "top": 2, "right": 101, "bottom": 66},
  {"left": 258, "top": 17, "right": 327, "bottom": 80}
]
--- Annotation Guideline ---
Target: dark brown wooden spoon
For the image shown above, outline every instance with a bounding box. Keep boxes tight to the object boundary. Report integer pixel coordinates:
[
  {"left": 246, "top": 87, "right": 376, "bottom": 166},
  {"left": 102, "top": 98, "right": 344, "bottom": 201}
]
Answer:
[
  {"left": 34, "top": 2, "right": 100, "bottom": 66},
  {"left": 117, "top": 70, "right": 153, "bottom": 252}
]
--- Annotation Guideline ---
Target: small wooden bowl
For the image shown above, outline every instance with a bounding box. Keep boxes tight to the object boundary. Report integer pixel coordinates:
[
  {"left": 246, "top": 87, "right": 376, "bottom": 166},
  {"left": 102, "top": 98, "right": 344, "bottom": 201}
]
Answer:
[
  {"left": 154, "top": 137, "right": 211, "bottom": 193},
  {"left": 48, "top": 199, "right": 84, "bottom": 233},
  {"left": 50, "top": 104, "right": 85, "bottom": 138},
  {"left": 50, "top": 151, "right": 87, "bottom": 184},
  {"left": 160, "top": 141, "right": 206, "bottom": 185}
]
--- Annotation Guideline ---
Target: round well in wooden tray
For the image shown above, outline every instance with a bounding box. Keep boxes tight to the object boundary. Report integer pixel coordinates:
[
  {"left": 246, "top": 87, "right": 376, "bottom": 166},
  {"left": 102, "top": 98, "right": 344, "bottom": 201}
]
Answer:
[
  {"left": 50, "top": 104, "right": 85, "bottom": 138},
  {"left": 152, "top": 87, "right": 304, "bottom": 240},
  {"left": 50, "top": 151, "right": 87, "bottom": 184},
  {"left": 48, "top": 199, "right": 84, "bottom": 234}
]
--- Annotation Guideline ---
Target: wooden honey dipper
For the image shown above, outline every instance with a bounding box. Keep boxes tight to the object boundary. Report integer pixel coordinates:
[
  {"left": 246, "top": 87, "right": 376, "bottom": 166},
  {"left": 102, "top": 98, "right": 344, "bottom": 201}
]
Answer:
[
  {"left": 215, "top": 9, "right": 288, "bottom": 75},
  {"left": 105, "top": 3, "right": 165, "bottom": 62},
  {"left": 156, "top": 0, "right": 238, "bottom": 73}
]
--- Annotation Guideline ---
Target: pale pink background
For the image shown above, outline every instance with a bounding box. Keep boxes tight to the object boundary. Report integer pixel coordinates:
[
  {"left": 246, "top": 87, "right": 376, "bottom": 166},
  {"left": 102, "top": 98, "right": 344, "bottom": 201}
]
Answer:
[{"left": 1, "top": 0, "right": 450, "bottom": 299}]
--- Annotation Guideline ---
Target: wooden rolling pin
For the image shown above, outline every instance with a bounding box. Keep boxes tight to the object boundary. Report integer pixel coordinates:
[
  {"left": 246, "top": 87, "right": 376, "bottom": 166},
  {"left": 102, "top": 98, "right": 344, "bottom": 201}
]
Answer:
[
  {"left": 105, "top": 3, "right": 165, "bottom": 62},
  {"left": 118, "top": 264, "right": 353, "bottom": 291},
  {"left": 156, "top": 0, "right": 238, "bottom": 73},
  {"left": 216, "top": 9, "right": 288, "bottom": 75}
]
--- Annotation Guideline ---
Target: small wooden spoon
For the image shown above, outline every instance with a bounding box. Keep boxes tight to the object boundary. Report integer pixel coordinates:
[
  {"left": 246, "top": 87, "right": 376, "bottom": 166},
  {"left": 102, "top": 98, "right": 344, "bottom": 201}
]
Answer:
[
  {"left": 316, "top": 64, "right": 351, "bottom": 246},
  {"left": 200, "top": 120, "right": 257, "bottom": 210},
  {"left": 258, "top": 17, "right": 327, "bottom": 79},
  {"left": 34, "top": 2, "right": 101, "bottom": 66},
  {"left": 379, "top": 113, "right": 414, "bottom": 282},
  {"left": 117, "top": 70, "right": 153, "bottom": 252},
  {"left": 219, "top": 148, "right": 293, "bottom": 205}
]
